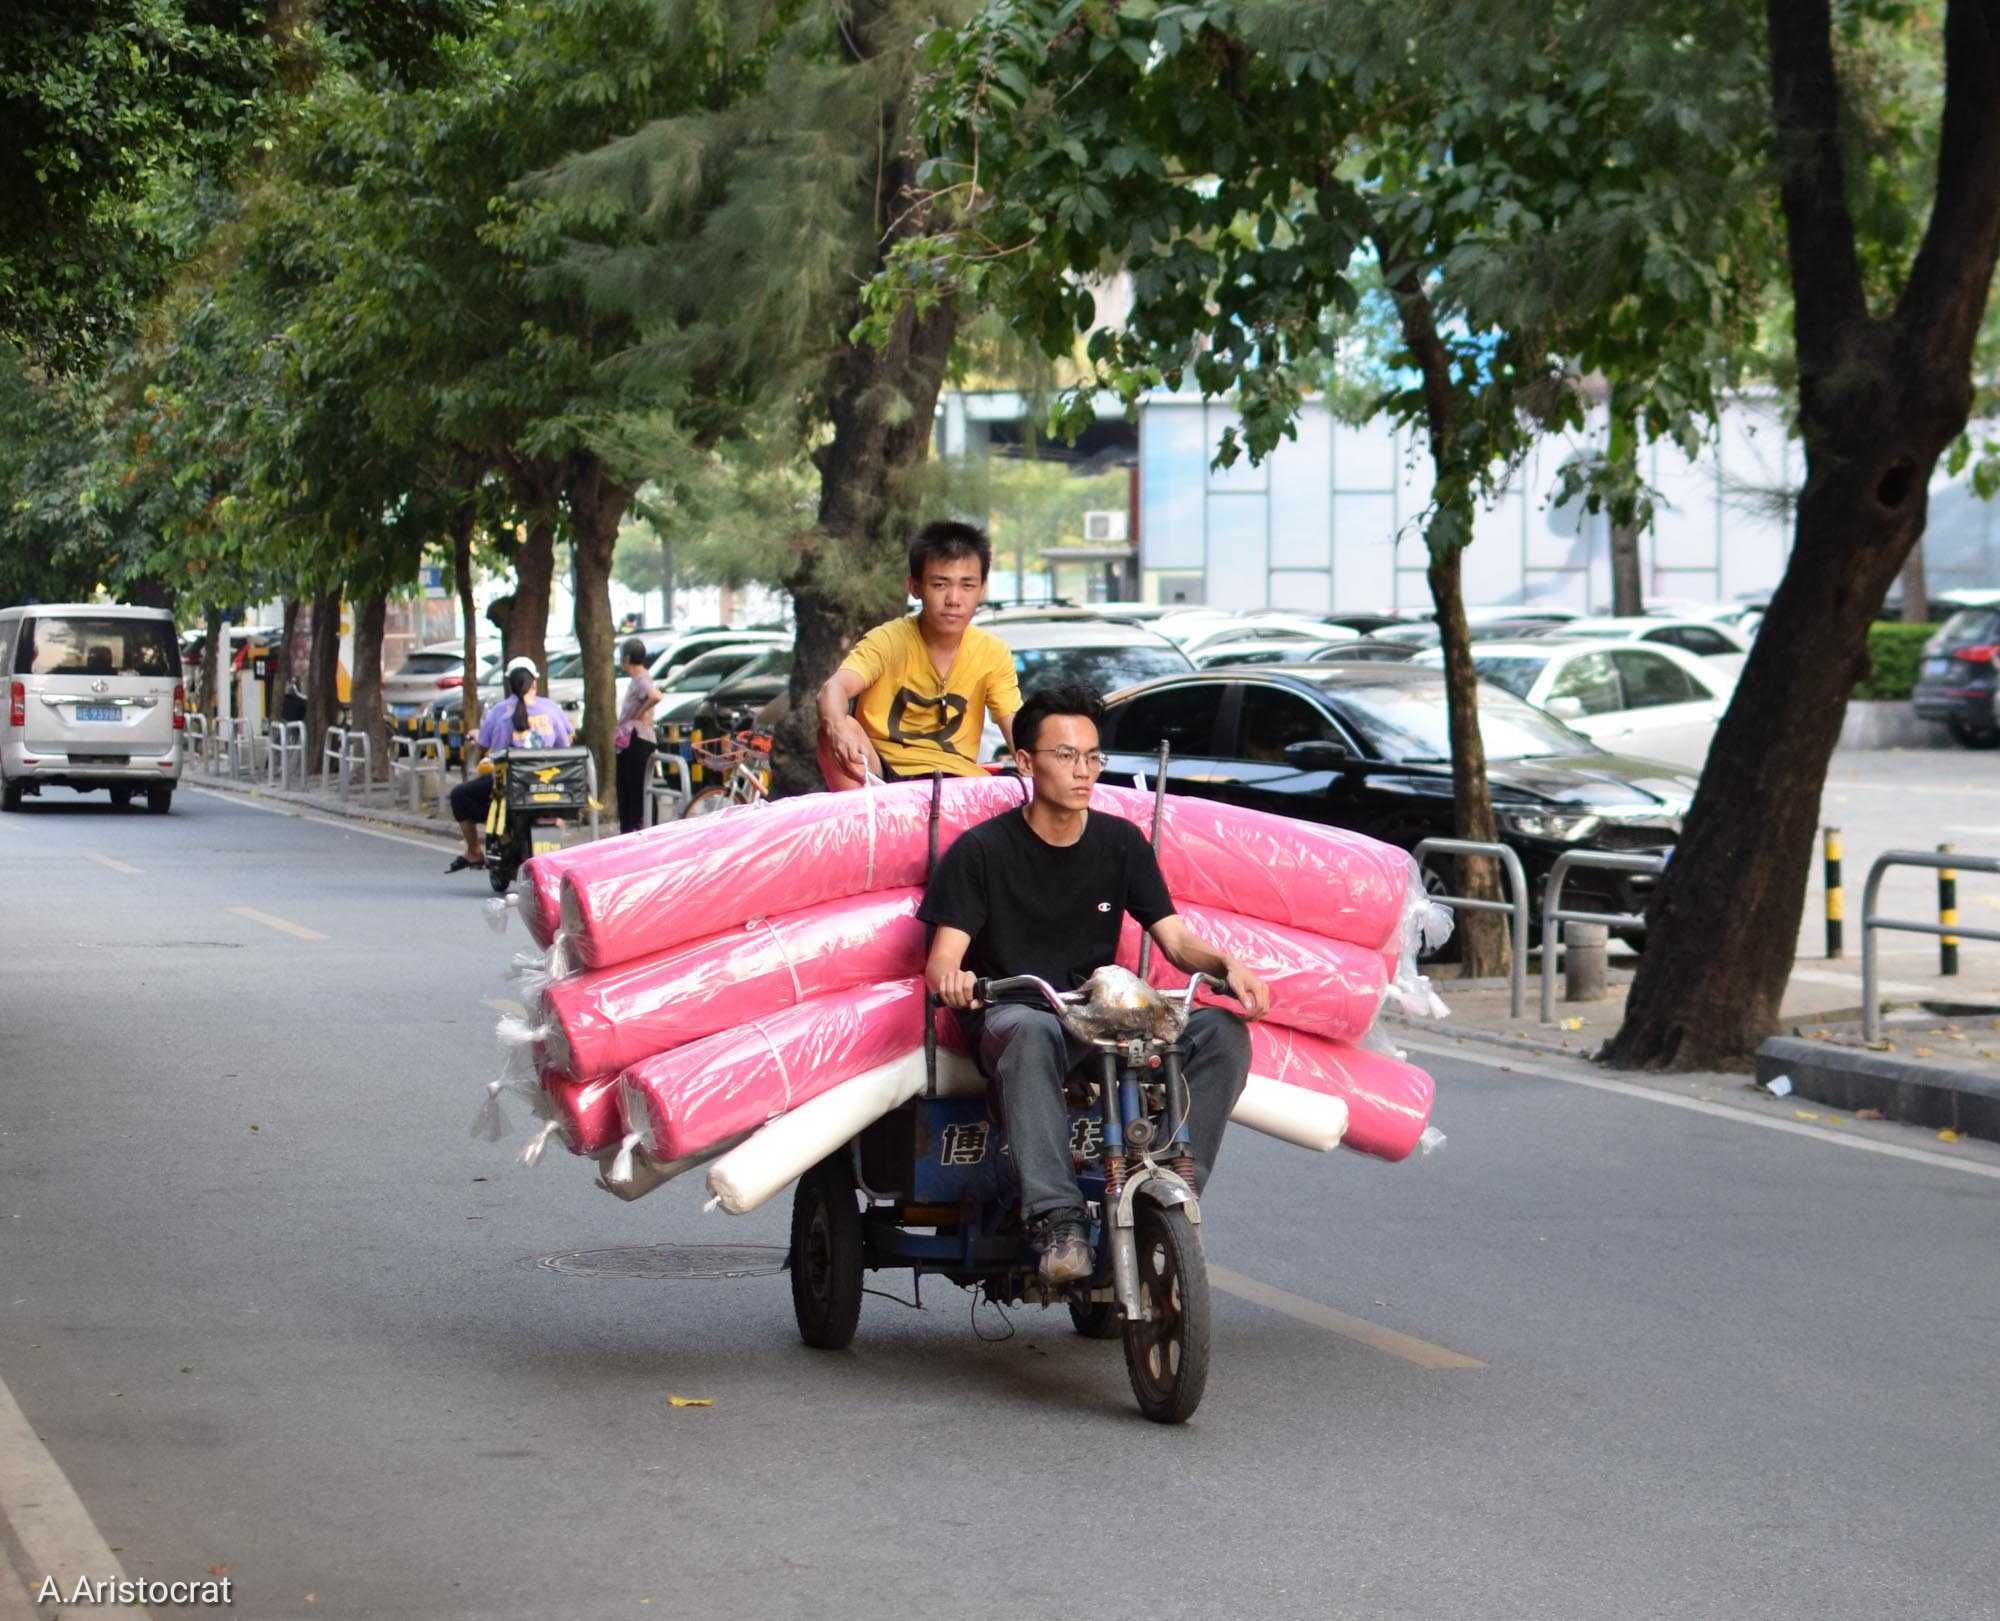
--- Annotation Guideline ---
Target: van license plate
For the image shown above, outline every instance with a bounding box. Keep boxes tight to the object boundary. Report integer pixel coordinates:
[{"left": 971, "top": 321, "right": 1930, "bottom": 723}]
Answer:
[
  {"left": 77, "top": 705, "right": 120, "bottom": 723},
  {"left": 1924, "top": 658, "right": 1950, "bottom": 678}
]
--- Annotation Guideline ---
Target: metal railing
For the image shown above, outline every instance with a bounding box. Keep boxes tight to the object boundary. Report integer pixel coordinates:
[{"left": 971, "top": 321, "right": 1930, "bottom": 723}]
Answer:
[
  {"left": 266, "top": 720, "right": 307, "bottom": 791},
  {"left": 1540, "top": 851, "right": 1668, "bottom": 1023},
  {"left": 646, "top": 751, "right": 693, "bottom": 825},
  {"left": 1412, "top": 838, "right": 1531, "bottom": 1018},
  {"left": 389, "top": 734, "right": 448, "bottom": 814},
  {"left": 183, "top": 713, "right": 208, "bottom": 770},
  {"left": 1862, "top": 849, "right": 2000, "bottom": 1041}
]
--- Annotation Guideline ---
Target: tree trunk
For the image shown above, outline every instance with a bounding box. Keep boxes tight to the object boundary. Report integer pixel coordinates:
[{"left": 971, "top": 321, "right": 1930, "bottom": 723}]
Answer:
[
  {"left": 304, "top": 591, "right": 342, "bottom": 773},
  {"left": 1609, "top": 519, "right": 1645, "bottom": 617},
  {"left": 349, "top": 593, "right": 390, "bottom": 782},
  {"left": 1427, "top": 535, "right": 1511, "bottom": 977},
  {"left": 1898, "top": 538, "right": 1930, "bottom": 623},
  {"left": 452, "top": 500, "right": 482, "bottom": 777},
  {"left": 769, "top": 0, "right": 961, "bottom": 798},
  {"left": 510, "top": 518, "right": 556, "bottom": 681},
  {"left": 568, "top": 455, "right": 634, "bottom": 795},
  {"left": 1604, "top": 0, "right": 2000, "bottom": 1068},
  {"left": 200, "top": 607, "right": 223, "bottom": 722}
]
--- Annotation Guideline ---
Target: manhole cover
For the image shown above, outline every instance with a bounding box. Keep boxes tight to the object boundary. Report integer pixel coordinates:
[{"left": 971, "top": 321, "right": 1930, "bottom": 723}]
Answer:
[{"left": 526, "top": 1244, "right": 788, "bottom": 1281}]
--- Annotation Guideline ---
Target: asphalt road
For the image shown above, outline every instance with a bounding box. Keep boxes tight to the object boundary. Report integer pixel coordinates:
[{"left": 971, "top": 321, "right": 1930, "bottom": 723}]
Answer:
[{"left": 2, "top": 787, "right": 1998, "bottom": 1621}]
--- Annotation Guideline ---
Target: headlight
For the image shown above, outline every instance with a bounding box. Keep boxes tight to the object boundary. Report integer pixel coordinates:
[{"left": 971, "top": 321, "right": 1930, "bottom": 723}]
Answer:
[{"left": 1496, "top": 807, "right": 1602, "bottom": 842}]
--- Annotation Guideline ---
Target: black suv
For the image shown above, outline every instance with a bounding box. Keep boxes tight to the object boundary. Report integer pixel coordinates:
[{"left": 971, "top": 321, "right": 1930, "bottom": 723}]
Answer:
[
  {"left": 1912, "top": 603, "right": 2000, "bottom": 748},
  {"left": 1100, "top": 664, "right": 1698, "bottom": 933}
]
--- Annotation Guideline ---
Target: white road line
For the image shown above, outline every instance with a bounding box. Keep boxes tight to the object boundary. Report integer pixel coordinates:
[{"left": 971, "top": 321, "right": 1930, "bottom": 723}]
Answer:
[
  {"left": 226, "top": 905, "right": 328, "bottom": 943},
  {"left": 1210, "top": 1267, "right": 1485, "bottom": 1371},
  {"left": 184, "top": 785, "right": 455, "bottom": 855},
  {"left": 0, "top": 1371, "right": 139, "bottom": 1616},
  {"left": 1400, "top": 1036, "right": 2000, "bottom": 1182},
  {"left": 81, "top": 853, "right": 141, "bottom": 876}
]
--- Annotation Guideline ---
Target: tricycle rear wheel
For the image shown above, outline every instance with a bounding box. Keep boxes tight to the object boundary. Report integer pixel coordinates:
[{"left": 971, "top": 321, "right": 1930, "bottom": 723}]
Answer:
[
  {"left": 1121, "top": 1203, "right": 1210, "bottom": 1424},
  {"left": 789, "top": 1153, "right": 864, "bottom": 1350}
]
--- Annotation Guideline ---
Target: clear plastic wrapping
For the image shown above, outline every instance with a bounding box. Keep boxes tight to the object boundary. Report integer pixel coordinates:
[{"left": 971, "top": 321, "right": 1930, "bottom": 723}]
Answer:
[
  {"left": 555, "top": 777, "right": 1413, "bottom": 973},
  {"left": 615, "top": 978, "right": 929, "bottom": 1165},
  {"left": 1247, "top": 1021, "right": 1436, "bottom": 1162},
  {"left": 1114, "top": 902, "right": 1390, "bottom": 1045},
  {"left": 539, "top": 889, "right": 926, "bottom": 1084},
  {"left": 1383, "top": 857, "right": 1455, "bottom": 1022}
]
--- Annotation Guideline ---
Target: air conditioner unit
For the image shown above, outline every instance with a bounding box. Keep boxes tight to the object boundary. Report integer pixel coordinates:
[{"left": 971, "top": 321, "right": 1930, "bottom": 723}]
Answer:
[{"left": 1083, "top": 510, "right": 1129, "bottom": 543}]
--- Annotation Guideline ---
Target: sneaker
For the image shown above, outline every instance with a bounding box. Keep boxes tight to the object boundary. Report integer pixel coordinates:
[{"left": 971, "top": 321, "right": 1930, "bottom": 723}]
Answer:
[{"left": 1028, "top": 1207, "right": 1094, "bottom": 1286}]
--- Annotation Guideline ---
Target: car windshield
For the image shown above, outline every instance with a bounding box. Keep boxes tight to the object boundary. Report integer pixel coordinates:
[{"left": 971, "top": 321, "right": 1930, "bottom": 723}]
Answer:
[
  {"left": 17, "top": 615, "right": 181, "bottom": 678},
  {"left": 663, "top": 649, "right": 754, "bottom": 692},
  {"left": 1328, "top": 678, "right": 1596, "bottom": 761},
  {"left": 719, "top": 648, "right": 790, "bottom": 686},
  {"left": 544, "top": 650, "right": 585, "bottom": 680},
  {"left": 1470, "top": 655, "right": 1549, "bottom": 700},
  {"left": 1938, "top": 608, "right": 2000, "bottom": 645},
  {"left": 1014, "top": 645, "right": 1192, "bottom": 691}
]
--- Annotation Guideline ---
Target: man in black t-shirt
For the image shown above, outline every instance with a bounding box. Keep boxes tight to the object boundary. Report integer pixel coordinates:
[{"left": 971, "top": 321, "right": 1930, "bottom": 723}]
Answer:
[{"left": 919, "top": 683, "right": 1270, "bottom": 1286}]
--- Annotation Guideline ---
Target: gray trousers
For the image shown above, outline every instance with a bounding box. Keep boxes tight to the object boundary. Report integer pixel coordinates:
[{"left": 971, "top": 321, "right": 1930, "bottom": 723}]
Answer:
[{"left": 964, "top": 1004, "right": 1251, "bottom": 1221}]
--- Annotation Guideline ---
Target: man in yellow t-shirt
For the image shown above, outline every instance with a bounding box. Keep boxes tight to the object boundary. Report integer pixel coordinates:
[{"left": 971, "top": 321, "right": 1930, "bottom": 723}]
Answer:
[{"left": 817, "top": 520, "right": 1023, "bottom": 786}]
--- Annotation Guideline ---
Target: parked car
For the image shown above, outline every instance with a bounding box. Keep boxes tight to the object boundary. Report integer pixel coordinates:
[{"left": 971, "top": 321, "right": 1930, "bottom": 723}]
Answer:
[
  {"left": 1193, "top": 635, "right": 1357, "bottom": 669},
  {"left": 684, "top": 646, "right": 795, "bottom": 737},
  {"left": 977, "top": 614, "right": 1196, "bottom": 758},
  {"left": 1548, "top": 616, "right": 1750, "bottom": 681},
  {"left": 384, "top": 642, "right": 496, "bottom": 719},
  {"left": 0, "top": 603, "right": 185, "bottom": 812},
  {"left": 1097, "top": 664, "right": 1696, "bottom": 938},
  {"left": 1415, "top": 639, "right": 1730, "bottom": 770},
  {"left": 652, "top": 644, "right": 783, "bottom": 730},
  {"left": 1172, "top": 615, "right": 1348, "bottom": 660},
  {"left": 1307, "top": 639, "right": 1421, "bottom": 664},
  {"left": 1913, "top": 602, "right": 2000, "bottom": 747}
]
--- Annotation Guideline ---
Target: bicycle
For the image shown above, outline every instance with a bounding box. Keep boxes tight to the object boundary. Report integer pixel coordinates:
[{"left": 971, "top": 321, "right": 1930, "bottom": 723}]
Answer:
[{"left": 682, "top": 729, "right": 772, "bottom": 818}]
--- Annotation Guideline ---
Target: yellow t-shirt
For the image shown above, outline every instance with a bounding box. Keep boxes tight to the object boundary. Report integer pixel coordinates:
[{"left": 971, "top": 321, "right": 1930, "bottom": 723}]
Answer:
[{"left": 839, "top": 616, "right": 1022, "bottom": 777}]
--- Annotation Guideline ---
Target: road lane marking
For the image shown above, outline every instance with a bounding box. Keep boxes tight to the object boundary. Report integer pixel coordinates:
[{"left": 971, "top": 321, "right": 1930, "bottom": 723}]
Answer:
[
  {"left": 0, "top": 1370, "right": 137, "bottom": 1614},
  {"left": 82, "top": 852, "right": 141, "bottom": 875},
  {"left": 185, "top": 785, "right": 456, "bottom": 855},
  {"left": 1209, "top": 1266, "right": 1485, "bottom": 1371},
  {"left": 1399, "top": 1036, "right": 2000, "bottom": 1183},
  {"left": 227, "top": 905, "right": 327, "bottom": 942}
]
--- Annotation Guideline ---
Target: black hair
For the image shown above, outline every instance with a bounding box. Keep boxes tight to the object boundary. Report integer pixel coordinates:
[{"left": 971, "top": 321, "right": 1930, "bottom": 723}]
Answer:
[
  {"left": 507, "top": 665, "right": 534, "bottom": 733},
  {"left": 619, "top": 637, "right": 647, "bottom": 667},
  {"left": 907, "top": 519, "right": 991, "bottom": 582},
  {"left": 1014, "top": 681, "right": 1104, "bottom": 755}
]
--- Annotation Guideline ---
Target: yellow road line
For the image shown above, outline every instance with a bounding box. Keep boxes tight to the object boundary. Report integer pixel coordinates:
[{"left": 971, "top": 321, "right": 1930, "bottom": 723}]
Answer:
[
  {"left": 227, "top": 905, "right": 327, "bottom": 942},
  {"left": 1209, "top": 1265, "right": 1485, "bottom": 1371},
  {"left": 83, "top": 852, "right": 141, "bottom": 875}
]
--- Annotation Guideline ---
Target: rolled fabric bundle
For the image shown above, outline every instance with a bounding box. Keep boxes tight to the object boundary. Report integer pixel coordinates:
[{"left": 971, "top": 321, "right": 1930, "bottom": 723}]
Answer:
[
  {"left": 617, "top": 979, "right": 929, "bottom": 1165},
  {"left": 1113, "top": 903, "right": 1388, "bottom": 1046},
  {"left": 540, "top": 889, "right": 927, "bottom": 1084},
  {"left": 544, "top": 1073, "right": 625, "bottom": 1156},
  {"left": 557, "top": 776, "right": 1412, "bottom": 972},
  {"left": 518, "top": 818, "right": 698, "bottom": 947},
  {"left": 1248, "top": 1022, "right": 1435, "bottom": 1162}
]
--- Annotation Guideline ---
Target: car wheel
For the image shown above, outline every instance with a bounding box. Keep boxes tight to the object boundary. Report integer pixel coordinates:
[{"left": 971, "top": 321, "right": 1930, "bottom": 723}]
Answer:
[
  {"left": 110, "top": 787, "right": 133, "bottom": 810},
  {"left": 1948, "top": 719, "right": 2000, "bottom": 749},
  {"left": 1, "top": 778, "right": 20, "bottom": 813},
  {"left": 146, "top": 787, "right": 173, "bottom": 815}
]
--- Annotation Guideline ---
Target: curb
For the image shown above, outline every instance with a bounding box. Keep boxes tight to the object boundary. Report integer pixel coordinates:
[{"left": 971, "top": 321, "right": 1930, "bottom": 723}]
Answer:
[
  {"left": 1382, "top": 1017, "right": 1596, "bottom": 1063},
  {"left": 189, "top": 772, "right": 458, "bottom": 841},
  {"left": 1837, "top": 701, "right": 1951, "bottom": 751},
  {"left": 1756, "top": 1036, "right": 2000, "bottom": 1142}
]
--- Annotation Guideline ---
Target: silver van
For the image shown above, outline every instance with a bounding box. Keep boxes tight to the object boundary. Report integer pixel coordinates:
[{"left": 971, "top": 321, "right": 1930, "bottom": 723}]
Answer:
[{"left": 0, "top": 604, "right": 184, "bottom": 813}]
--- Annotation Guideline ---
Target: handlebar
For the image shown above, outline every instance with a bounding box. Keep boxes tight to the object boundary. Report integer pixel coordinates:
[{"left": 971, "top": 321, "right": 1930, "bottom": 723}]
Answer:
[{"left": 968, "top": 971, "right": 1233, "bottom": 1014}]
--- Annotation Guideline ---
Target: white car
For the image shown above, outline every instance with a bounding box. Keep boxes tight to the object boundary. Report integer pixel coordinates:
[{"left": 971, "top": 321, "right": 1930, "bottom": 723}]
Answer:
[
  {"left": 1549, "top": 617, "right": 1751, "bottom": 682},
  {"left": 384, "top": 642, "right": 497, "bottom": 719},
  {"left": 1415, "top": 639, "right": 1732, "bottom": 770},
  {"left": 1172, "top": 615, "right": 1350, "bottom": 658}
]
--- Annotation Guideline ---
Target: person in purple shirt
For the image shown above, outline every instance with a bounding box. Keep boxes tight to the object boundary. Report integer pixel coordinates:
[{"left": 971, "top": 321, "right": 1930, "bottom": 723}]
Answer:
[{"left": 446, "top": 658, "right": 574, "bottom": 874}]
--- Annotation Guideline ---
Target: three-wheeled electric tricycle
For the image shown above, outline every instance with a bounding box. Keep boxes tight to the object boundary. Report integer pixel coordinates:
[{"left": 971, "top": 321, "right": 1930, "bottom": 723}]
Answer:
[{"left": 483, "top": 746, "right": 597, "bottom": 895}]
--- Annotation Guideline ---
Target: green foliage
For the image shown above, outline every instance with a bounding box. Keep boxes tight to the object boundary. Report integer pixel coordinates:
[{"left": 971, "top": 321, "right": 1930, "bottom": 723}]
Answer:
[{"left": 1853, "top": 621, "right": 1939, "bottom": 700}]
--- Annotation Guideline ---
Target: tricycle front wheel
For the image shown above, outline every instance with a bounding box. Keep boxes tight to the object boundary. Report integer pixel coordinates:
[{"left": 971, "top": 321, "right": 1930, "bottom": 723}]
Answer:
[
  {"left": 1122, "top": 1203, "right": 1210, "bottom": 1424},
  {"left": 789, "top": 1153, "right": 864, "bottom": 1350}
]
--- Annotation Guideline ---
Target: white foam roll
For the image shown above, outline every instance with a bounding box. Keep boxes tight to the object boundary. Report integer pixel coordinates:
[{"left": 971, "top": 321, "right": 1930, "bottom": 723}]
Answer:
[
  {"left": 703, "top": 1045, "right": 985, "bottom": 1215},
  {"left": 595, "top": 1130, "right": 750, "bottom": 1203},
  {"left": 1231, "top": 1073, "right": 1349, "bottom": 1153}
]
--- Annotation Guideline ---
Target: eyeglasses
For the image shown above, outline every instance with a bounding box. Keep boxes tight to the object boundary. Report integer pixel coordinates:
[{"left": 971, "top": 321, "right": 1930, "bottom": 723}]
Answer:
[{"left": 1029, "top": 746, "right": 1109, "bottom": 772}]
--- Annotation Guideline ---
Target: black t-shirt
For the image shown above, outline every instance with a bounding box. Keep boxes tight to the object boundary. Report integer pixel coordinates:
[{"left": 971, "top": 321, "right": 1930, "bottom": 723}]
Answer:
[{"left": 919, "top": 807, "right": 1175, "bottom": 996}]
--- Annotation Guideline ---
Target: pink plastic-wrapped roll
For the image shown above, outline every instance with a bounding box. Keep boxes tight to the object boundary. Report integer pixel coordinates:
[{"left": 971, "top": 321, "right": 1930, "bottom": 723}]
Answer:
[
  {"left": 544, "top": 1073, "right": 624, "bottom": 1155},
  {"left": 540, "top": 890, "right": 927, "bottom": 1084},
  {"left": 1113, "top": 903, "right": 1388, "bottom": 1046},
  {"left": 519, "top": 819, "right": 695, "bottom": 947},
  {"left": 617, "top": 979, "right": 928, "bottom": 1164},
  {"left": 557, "top": 777, "right": 1412, "bottom": 971},
  {"left": 1248, "top": 1023, "right": 1435, "bottom": 1162}
]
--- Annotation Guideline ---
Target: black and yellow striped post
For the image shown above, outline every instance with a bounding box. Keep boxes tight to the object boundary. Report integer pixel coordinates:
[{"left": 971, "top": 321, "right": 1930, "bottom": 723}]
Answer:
[
  {"left": 1823, "top": 826, "right": 1844, "bottom": 959},
  {"left": 1939, "top": 842, "right": 1959, "bottom": 976}
]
